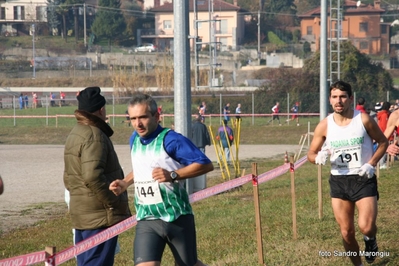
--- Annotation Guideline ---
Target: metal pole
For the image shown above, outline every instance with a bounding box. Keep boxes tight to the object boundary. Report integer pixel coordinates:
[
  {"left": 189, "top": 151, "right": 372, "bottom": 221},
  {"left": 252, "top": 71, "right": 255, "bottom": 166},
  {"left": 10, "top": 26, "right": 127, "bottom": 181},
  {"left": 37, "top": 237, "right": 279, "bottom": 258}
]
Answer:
[
  {"left": 13, "top": 96, "right": 16, "bottom": 126},
  {"left": 32, "top": 24, "right": 36, "bottom": 79},
  {"left": 174, "top": 0, "right": 192, "bottom": 193},
  {"left": 220, "top": 93, "right": 222, "bottom": 125},
  {"left": 46, "top": 95, "right": 48, "bottom": 126},
  {"left": 84, "top": 3, "right": 87, "bottom": 47},
  {"left": 252, "top": 92, "right": 255, "bottom": 125},
  {"left": 320, "top": 0, "right": 328, "bottom": 120},
  {"left": 257, "top": 4, "right": 261, "bottom": 65}
]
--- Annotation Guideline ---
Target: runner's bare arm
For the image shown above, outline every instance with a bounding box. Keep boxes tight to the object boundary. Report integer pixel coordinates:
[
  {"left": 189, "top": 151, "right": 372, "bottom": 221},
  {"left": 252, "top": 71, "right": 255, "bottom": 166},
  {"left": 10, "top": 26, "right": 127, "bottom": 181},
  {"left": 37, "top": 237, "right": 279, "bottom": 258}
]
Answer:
[
  {"left": 307, "top": 118, "right": 327, "bottom": 164},
  {"left": 362, "top": 113, "right": 388, "bottom": 166},
  {"left": 109, "top": 171, "right": 134, "bottom": 196},
  {"left": 152, "top": 162, "right": 214, "bottom": 183},
  {"left": 384, "top": 110, "right": 399, "bottom": 155}
]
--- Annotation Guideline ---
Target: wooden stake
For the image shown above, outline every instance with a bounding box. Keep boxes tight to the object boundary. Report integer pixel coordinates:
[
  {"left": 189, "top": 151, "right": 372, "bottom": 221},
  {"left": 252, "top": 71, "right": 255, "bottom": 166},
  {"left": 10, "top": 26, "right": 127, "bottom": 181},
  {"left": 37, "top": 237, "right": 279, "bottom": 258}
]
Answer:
[
  {"left": 252, "top": 163, "right": 264, "bottom": 265},
  {"left": 290, "top": 156, "right": 297, "bottom": 239},
  {"left": 45, "top": 246, "right": 56, "bottom": 266},
  {"left": 318, "top": 164, "right": 323, "bottom": 219}
]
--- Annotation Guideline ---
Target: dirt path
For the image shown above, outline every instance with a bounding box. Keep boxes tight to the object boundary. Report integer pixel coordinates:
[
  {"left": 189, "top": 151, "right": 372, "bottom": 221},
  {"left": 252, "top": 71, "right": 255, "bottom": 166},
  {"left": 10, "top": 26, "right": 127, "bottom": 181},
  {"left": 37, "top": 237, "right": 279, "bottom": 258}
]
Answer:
[{"left": 0, "top": 144, "right": 303, "bottom": 234}]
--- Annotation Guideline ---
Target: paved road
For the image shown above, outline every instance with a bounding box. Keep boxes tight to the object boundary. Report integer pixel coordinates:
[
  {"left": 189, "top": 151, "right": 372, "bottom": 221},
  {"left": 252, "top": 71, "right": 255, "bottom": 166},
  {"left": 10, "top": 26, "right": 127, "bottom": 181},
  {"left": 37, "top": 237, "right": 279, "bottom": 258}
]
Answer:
[{"left": 0, "top": 144, "right": 303, "bottom": 219}]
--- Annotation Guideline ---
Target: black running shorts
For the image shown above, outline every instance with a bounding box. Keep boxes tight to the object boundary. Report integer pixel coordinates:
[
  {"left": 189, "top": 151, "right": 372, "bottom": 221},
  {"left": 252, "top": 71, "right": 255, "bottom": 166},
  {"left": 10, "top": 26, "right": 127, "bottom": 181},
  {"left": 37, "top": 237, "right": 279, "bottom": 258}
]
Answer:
[
  {"left": 329, "top": 174, "right": 379, "bottom": 202},
  {"left": 134, "top": 214, "right": 198, "bottom": 266}
]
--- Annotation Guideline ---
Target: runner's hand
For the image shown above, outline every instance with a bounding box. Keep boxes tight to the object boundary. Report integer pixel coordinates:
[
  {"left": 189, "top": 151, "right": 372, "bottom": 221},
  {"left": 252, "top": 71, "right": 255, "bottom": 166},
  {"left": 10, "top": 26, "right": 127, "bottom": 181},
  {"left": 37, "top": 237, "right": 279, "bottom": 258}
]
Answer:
[
  {"left": 315, "top": 150, "right": 329, "bottom": 165},
  {"left": 358, "top": 163, "right": 375, "bottom": 179}
]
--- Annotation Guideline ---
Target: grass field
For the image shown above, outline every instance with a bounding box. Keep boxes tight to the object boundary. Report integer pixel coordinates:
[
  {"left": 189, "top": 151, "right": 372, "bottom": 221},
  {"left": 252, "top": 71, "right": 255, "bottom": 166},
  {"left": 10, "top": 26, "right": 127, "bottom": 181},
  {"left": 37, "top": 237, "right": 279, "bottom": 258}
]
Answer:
[
  {"left": 0, "top": 106, "right": 398, "bottom": 265},
  {"left": 0, "top": 103, "right": 319, "bottom": 145}
]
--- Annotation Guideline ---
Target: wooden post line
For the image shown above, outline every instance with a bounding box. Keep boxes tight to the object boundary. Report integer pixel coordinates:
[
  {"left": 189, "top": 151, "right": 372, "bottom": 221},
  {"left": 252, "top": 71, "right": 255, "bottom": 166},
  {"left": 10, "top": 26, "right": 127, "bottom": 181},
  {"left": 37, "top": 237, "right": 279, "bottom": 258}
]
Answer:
[
  {"left": 45, "top": 246, "right": 56, "bottom": 266},
  {"left": 252, "top": 163, "right": 264, "bottom": 265},
  {"left": 289, "top": 156, "right": 297, "bottom": 240},
  {"left": 318, "top": 164, "right": 323, "bottom": 219}
]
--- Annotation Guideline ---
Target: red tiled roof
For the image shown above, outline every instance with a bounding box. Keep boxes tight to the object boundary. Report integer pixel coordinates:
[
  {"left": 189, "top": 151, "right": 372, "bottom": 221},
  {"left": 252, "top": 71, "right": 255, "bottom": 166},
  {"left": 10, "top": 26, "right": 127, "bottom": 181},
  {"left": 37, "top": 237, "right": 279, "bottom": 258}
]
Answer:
[
  {"left": 298, "top": 0, "right": 384, "bottom": 17},
  {"left": 150, "top": 0, "right": 243, "bottom": 12}
]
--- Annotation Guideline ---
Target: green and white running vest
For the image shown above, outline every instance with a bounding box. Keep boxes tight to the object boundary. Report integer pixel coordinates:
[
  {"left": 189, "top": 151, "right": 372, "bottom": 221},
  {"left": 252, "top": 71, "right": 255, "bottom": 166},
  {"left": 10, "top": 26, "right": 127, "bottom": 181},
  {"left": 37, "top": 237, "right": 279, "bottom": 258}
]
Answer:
[{"left": 131, "top": 129, "right": 192, "bottom": 222}]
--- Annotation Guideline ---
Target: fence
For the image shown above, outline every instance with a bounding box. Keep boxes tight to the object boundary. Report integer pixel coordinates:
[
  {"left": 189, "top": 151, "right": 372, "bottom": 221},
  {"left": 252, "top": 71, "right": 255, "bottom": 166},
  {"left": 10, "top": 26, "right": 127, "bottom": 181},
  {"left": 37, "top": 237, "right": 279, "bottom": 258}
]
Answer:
[
  {"left": 0, "top": 156, "right": 309, "bottom": 265},
  {"left": 1, "top": 91, "right": 397, "bottom": 119}
]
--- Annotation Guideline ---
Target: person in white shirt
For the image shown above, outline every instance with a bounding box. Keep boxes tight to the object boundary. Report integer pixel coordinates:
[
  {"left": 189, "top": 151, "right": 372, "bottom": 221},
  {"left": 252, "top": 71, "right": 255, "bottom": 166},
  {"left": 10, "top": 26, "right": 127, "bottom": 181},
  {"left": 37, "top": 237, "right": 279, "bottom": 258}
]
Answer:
[{"left": 307, "top": 81, "right": 388, "bottom": 266}]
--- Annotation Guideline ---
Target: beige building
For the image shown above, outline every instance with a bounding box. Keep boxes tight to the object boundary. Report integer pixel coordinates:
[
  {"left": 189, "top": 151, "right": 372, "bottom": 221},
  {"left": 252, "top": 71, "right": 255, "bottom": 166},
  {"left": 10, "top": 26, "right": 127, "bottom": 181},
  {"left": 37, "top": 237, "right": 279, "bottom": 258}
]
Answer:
[
  {"left": 142, "top": 0, "right": 247, "bottom": 52},
  {"left": 0, "top": 0, "right": 47, "bottom": 36},
  {"left": 299, "top": 0, "right": 390, "bottom": 55}
]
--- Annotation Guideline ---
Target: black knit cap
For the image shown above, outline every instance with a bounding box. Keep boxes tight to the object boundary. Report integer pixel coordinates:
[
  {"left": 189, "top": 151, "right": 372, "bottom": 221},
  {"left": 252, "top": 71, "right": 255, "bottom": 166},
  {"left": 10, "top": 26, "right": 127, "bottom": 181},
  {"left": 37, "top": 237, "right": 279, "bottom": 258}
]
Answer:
[{"left": 77, "top": 86, "right": 106, "bottom": 112}]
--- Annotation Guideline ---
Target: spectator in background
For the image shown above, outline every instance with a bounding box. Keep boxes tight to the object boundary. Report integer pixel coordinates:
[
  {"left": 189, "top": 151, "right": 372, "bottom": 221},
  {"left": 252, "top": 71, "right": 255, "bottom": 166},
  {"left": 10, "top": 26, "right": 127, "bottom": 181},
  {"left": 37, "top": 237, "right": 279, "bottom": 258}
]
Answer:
[
  {"left": 286, "top": 102, "right": 300, "bottom": 126},
  {"left": 377, "top": 101, "right": 391, "bottom": 169},
  {"left": 157, "top": 104, "right": 163, "bottom": 122},
  {"left": 235, "top": 103, "right": 242, "bottom": 120},
  {"left": 355, "top": 97, "right": 367, "bottom": 113},
  {"left": 60, "top": 91, "right": 66, "bottom": 106},
  {"left": 223, "top": 103, "right": 231, "bottom": 125},
  {"left": 19, "top": 93, "right": 24, "bottom": 109},
  {"left": 24, "top": 94, "right": 29, "bottom": 109},
  {"left": 64, "top": 87, "right": 131, "bottom": 266},
  {"left": 199, "top": 101, "right": 206, "bottom": 122},
  {"left": 50, "top": 92, "right": 55, "bottom": 107},
  {"left": 373, "top": 102, "right": 382, "bottom": 123},
  {"left": 267, "top": 101, "right": 281, "bottom": 126},
  {"left": 191, "top": 114, "right": 211, "bottom": 153},
  {"left": 217, "top": 120, "right": 234, "bottom": 163},
  {"left": 32, "top": 92, "right": 38, "bottom": 109}
]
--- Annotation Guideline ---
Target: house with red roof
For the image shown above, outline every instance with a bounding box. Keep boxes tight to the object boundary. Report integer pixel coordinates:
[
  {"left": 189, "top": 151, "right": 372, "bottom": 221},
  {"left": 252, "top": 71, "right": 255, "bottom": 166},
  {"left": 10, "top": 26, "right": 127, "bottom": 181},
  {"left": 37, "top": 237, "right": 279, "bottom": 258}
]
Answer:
[{"left": 298, "top": 0, "right": 390, "bottom": 55}]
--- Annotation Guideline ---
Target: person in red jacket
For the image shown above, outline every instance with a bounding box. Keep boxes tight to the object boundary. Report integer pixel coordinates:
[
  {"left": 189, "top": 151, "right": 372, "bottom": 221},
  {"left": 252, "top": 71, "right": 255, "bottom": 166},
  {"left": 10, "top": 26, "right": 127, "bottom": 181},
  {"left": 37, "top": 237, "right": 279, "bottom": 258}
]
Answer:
[
  {"left": 377, "top": 101, "right": 391, "bottom": 169},
  {"left": 377, "top": 102, "right": 391, "bottom": 133},
  {"left": 355, "top": 97, "right": 367, "bottom": 113}
]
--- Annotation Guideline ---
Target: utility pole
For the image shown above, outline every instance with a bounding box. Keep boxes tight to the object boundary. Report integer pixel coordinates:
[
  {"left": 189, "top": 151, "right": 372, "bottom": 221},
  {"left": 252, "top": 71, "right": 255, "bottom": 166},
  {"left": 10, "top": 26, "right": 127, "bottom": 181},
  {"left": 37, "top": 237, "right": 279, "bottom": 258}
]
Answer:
[
  {"left": 84, "top": 3, "right": 87, "bottom": 47},
  {"left": 32, "top": 24, "right": 36, "bottom": 79},
  {"left": 258, "top": 0, "right": 261, "bottom": 65}
]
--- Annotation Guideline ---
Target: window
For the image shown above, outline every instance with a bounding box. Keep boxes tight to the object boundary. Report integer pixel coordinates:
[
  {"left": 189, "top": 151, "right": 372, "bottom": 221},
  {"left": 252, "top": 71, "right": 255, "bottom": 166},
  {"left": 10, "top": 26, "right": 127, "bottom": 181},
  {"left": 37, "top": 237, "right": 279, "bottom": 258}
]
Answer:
[
  {"left": 359, "top": 22, "right": 368, "bottom": 32},
  {"left": 163, "top": 20, "right": 171, "bottom": 29},
  {"left": 36, "top": 6, "right": 46, "bottom": 21},
  {"left": 13, "top": 6, "right": 25, "bottom": 20},
  {"left": 0, "top": 7, "right": 5, "bottom": 20},
  {"left": 220, "top": 19, "right": 228, "bottom": 34},
  {"left": 360, "top": 41, "right": 368, "bottom": 49},
  {"left": 197, "top": 21, "right": 202, "bottom": 29},
  {"left": 307, "top": 26, "right": 312, "bottom": 35},
  {"left": 381, "top": 24, "right": 387, "bottom": 34}
]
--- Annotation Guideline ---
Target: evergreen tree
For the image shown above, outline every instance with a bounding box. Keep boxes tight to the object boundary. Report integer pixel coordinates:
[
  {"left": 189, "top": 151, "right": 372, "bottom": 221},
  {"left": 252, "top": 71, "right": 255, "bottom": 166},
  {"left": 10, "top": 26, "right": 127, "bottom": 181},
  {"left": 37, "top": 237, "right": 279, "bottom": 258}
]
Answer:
[
  {"left": 91, "top": 0, "right": 126, "bottom": 48},
  {"left": 302, "top": 41, "right": 395, "bottom": 101},
  {"left": 47, "top": 0, "right": 61, "bottom": 35}
]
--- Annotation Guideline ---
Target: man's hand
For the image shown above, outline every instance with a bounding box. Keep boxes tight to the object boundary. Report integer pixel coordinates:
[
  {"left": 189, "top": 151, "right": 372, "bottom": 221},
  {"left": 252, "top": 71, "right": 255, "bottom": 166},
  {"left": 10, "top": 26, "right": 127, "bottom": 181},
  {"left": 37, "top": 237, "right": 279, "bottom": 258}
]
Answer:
[
  {"left": 386, "top": 140, "right": 399, "bottom": 156},
  {"left": 109, "top": 180, "right": 127, "bottom": 196},
  {"left": 152, "top": 167, "right": 174, "bottom": 183},
  {"left": 315, "top": 150, "right": 329, "bottom": 165},
  {"left": 358, "top": 163, "right": 375, "bottom": 179}
]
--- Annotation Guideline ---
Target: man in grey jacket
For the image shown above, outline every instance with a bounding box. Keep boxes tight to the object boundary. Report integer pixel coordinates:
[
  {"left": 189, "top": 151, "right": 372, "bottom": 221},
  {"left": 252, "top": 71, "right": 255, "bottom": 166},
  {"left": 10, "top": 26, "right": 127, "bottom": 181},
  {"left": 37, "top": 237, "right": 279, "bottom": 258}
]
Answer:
[
  {"left": 63, "top": 86, "right": 131, "bottom": 266},
  {"left": 191, "top": 114, "right": 211, "bottom": 153}
]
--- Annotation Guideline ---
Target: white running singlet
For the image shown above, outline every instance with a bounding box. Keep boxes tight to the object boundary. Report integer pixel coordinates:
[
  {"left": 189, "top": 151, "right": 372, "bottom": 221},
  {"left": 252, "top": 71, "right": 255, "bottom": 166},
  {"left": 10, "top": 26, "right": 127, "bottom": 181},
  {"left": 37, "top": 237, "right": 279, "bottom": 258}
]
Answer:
[{"left": 326, "top": 110, "right": 374, "bottom": 175}]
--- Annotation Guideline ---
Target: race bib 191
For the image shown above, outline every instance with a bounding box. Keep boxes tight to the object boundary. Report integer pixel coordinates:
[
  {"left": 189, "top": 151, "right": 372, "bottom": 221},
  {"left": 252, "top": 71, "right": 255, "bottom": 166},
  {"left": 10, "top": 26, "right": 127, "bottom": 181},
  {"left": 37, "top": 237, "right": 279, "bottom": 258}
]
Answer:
[{"left": 332, "top": 146, "right": 362, "bottom": 169}]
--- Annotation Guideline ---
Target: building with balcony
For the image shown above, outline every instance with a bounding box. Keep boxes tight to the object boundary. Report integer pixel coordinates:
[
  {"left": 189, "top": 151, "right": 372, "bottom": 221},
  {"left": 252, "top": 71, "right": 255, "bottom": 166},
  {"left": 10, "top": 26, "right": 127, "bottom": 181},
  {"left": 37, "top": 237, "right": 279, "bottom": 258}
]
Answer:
[
  {"left": 299, "top": 0, "right": 390, "bottom": 55},
  {"left": 0, "top": 0, "right": 48, "bottom": 36},
  {"left": 141, "top": 0, "right": 247, "bottom": 52}
]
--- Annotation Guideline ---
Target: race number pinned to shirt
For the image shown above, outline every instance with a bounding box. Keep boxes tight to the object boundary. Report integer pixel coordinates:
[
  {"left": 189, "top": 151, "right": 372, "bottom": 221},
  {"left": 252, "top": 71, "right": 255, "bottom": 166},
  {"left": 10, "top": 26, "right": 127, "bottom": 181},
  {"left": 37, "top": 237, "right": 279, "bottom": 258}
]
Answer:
[
  {"left": 332, "top": 146, "right": 362, "bottom": 170},
  {"left": 135, "top": 180, "right": 163, "bottom": 205}
]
